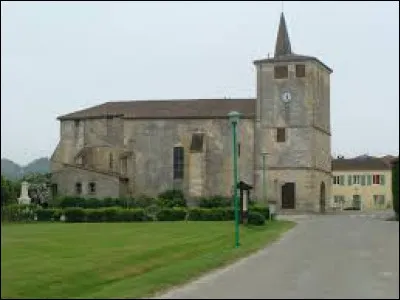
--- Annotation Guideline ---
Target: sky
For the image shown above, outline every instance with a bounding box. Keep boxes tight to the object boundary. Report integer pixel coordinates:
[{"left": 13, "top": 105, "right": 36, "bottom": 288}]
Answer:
[{"left": 1, "top": 1, "right": 399, "bottom": 166}]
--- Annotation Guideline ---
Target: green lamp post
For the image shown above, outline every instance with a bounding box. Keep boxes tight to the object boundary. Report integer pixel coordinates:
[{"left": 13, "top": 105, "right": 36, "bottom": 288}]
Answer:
[
  {"left": 228, "top": 111, "right": 241, "bottom": 248},
  {"left": 261, "top": 152, "right": 268, "bottom": 206}
]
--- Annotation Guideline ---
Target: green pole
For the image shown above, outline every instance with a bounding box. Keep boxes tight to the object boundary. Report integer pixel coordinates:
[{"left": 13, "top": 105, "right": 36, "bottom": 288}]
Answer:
[
  {"left": 232, "top": 121, "right": 240, "bottom": 248},
  {"left": 262, "top": 154, "right": 266, "bottom": 205}
]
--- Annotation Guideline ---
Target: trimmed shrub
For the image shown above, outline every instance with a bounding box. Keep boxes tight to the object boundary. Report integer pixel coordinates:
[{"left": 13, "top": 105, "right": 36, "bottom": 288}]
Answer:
[
  {"left": 199, "top": 195, "right": 231, "bottom": 208},
  {"left": 1, "top": 204, "right": 37, "bottom": 222},
  {"left": 36, "top": 208, "right": 62, "bottom": 221},
  {"left": 53, "top": 209, "right": 63, "bottom": 221},
  {"left": 247, "top": 211, "right": 265, "bottom": 226},
  {"left": 187, "top": 208, "right": 208, "bottom": 221},
  {"left": 103, "top": 197, "right": 117, "bottom": 207},
  {"left": 134, "top": 195, "right": 157, "bottom": 208},
  {"left": 223, "top": 207, "right": 235, "bottom": 221},
  {"left": 64, "top": 208, "right": 86, "bottom": 222},
  {"left": 144, "top": 204, "right": 160, "bottom": 221},
  {"left": 83, "top": 198, "right": 101, "bottom": 209},
  {"left": 157, "top": 189, "right": 186, "bottom": 208},
  {"left": 188, "top": 208, "right": 232, "bottom": 221},
  {"left": 117, "top": 208, "right": 147, "bottom": 222},
  {"left": 156, "top": 207, "right": 187, "bottom": 221},
  {"left": 59, "top": 196, "right": 85, "bottom": 208},
  {"left": 103, "top": 207, "right": 119, "bottom": 222},
  {"left": 249, "top": 205, "right": 270, "bottom": 220},
  {"left": 85, "top": 209, "right": 105, "bottom": 222}
]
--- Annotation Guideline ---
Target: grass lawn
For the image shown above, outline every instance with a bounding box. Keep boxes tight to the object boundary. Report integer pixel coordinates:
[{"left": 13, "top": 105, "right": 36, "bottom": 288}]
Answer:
[{"left": 1, "top": 221, "right": 295, "bottom": 299}]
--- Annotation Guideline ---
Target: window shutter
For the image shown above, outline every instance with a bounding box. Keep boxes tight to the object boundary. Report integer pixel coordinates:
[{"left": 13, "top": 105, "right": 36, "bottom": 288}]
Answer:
[
  {"left": 381, "top": 175, "right": 385, "bottom": 185},
  {"left": 361, "top": 175, "right": 366, "bottom": 186},
  {"left": 348, "top": 175, "right": 352, "bottom": 185},
  {"left": 367, "top": 175, "right": 372, "bottom": 185},
  {"left": 340, "top": 175, "right": 345, "bottom": 185}
]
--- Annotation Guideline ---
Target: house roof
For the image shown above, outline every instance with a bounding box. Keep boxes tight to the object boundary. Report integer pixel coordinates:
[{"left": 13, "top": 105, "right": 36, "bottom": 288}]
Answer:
[
  {"left": 57, "top": 98, "right": 256, "bottom": 121},
  {"left": 52, "top": 162, "right": 128, "bottom": 180},
  {"left": 332, "top": 157, "right": 392, "bottom": 171}
]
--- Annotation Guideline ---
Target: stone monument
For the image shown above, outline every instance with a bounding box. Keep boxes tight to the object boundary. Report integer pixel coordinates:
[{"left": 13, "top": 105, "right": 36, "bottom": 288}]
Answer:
[{"left": 18, "top": 181, "right": 31, "bottom": 205}]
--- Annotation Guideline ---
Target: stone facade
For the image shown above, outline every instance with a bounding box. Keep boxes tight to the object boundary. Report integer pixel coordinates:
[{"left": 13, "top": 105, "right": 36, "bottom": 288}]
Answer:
[
  {"left": 51, "top": 165, "right": 123, "bottom": 199},
  {"left": 50, "top": 13, "right": 333, "bottom": 212}
]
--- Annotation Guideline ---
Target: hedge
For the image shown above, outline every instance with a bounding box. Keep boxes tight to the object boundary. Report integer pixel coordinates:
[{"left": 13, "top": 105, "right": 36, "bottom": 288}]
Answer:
[
  {"left": 157, "top": 189, "right": 187, "bottom": 208},
  {"left": 249, "top": 205, "right": 270, "bottom": 220},
  {"left": 64, "top": 208, "right": 86, "bottom": 222},
  {"left": 117, "top": 209, "right": 148, "bottom": 222},
  {"left": 198, "top": 196, "right": 232, "bottom": 208},
  {"left": 187, "top": 208, "right": 234, "bottom": 221},
  {"left": 1, "top": 204, "right": 37, "bottom": 222},
  {"left": 36, "top": 208, "right": 62, "bottom": 221},
  {"left": 85, "top": 209, "right": 105, "bottom": 222},
  {"left": 57, "top": 196, "right": 160, "bottom": 209},
  {"left": 133, "top": 195, "right": 158, "bottom": 208},
  {"left": 1, "top": 203, "right": 272, "bottom": 224},
  {"left": 83, "top": 208, "right": 148, "bottom": 222},
  {"left": 247, "top": 211, "right": 266, "bottom": 226},
  {"left": 64, "top": 207, "right": 148, "bottom": 223},
  {"left": 156, "top": 208, "right": 187, "bottom": 221}
]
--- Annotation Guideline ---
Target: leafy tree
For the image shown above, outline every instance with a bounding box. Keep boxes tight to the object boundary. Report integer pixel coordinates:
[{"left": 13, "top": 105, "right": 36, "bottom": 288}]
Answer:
[
  {"left": 23, "top": 173, "right": 51, "bottom": 206},
  {"left": 1, "top": 175, "right": 19, "bottom": 206}
]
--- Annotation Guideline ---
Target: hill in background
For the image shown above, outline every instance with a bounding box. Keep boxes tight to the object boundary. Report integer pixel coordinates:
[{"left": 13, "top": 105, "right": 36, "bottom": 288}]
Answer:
[{"left": 1, "top": 157, "right": 50, "bottom": 180}]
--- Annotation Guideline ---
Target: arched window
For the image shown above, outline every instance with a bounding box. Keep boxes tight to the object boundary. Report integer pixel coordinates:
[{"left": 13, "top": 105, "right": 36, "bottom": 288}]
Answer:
[{"left": 173, "top": 147, "right": 184, "bottom": 179}]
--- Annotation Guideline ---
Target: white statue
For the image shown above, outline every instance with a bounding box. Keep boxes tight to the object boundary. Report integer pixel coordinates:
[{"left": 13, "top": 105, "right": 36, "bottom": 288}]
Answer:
[{"left": 18, "top": 181, "right": 31, "bottom": 205}]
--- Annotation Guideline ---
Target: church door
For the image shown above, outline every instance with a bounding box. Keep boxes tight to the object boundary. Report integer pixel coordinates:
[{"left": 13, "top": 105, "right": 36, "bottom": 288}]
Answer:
[{"left": 281, "top": 182, "right": 295, "bottom": 209}]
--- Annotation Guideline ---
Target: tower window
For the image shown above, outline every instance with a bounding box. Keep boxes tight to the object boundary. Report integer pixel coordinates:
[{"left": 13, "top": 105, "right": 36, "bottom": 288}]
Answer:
[
  {"left": 238, "top": 143, "right": 241, "bottom": 157},
  {"left": 274, "top": 66, "right": 288, "bottom": 79},
  {"left": 276, "top": 128, "right": 286, "bottom": 143},
  {"left": 173, "top": 147, "right": 184, "bottom": 179},
  {"left": 296, "top": 64, "right": 306, "bottom": 77}
]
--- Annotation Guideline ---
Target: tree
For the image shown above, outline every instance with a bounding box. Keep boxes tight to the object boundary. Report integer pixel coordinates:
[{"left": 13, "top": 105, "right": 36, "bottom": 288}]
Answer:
[
  {"left": 23, "top": 173, "right": 51, "bottom": 206},
  {"left": 1, "top": 175, "right": 19, "bottom": 206}
]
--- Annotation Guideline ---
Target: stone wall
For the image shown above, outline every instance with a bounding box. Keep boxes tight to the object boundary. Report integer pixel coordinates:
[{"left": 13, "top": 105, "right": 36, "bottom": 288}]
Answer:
[
  {"left": 51, "top": 166, "right": 120, "bottom": 199},
  {"left": 254, "top": 59, "right": 332, "bottom": 211},
  {"left": 123, "top": 117, "right": 255, "bottom": 198},
  {"left": 253, "top": 169, "right": 331, "bottom": 212}
]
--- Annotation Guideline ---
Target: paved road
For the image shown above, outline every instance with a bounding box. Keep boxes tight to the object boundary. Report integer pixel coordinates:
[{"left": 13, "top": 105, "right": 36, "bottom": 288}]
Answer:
[{"left": 157, "top": 214, "right": 399, "bottom": 299}]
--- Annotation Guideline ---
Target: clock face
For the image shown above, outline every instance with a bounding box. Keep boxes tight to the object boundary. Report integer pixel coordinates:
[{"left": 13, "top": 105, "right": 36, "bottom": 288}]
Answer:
[{"left": 281, "top": 91, "right": 292, "bottom": 103}]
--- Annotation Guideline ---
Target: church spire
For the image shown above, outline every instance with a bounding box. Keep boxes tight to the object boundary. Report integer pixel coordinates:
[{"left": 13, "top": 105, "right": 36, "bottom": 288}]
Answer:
[{"left": 274, "top": 12, "right": 292, "bottom": 58}]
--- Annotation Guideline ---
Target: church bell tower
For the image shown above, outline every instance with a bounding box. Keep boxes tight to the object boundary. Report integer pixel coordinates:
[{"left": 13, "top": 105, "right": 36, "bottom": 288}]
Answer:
[{"left": 253, "top": 13, "right": 333, "bottom": 213}]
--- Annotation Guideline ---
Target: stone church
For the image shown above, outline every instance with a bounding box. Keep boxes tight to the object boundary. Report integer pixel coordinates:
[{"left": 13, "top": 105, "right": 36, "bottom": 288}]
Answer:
[{"left": 51, "top": 13, "right": 332, "bottom": 213}]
